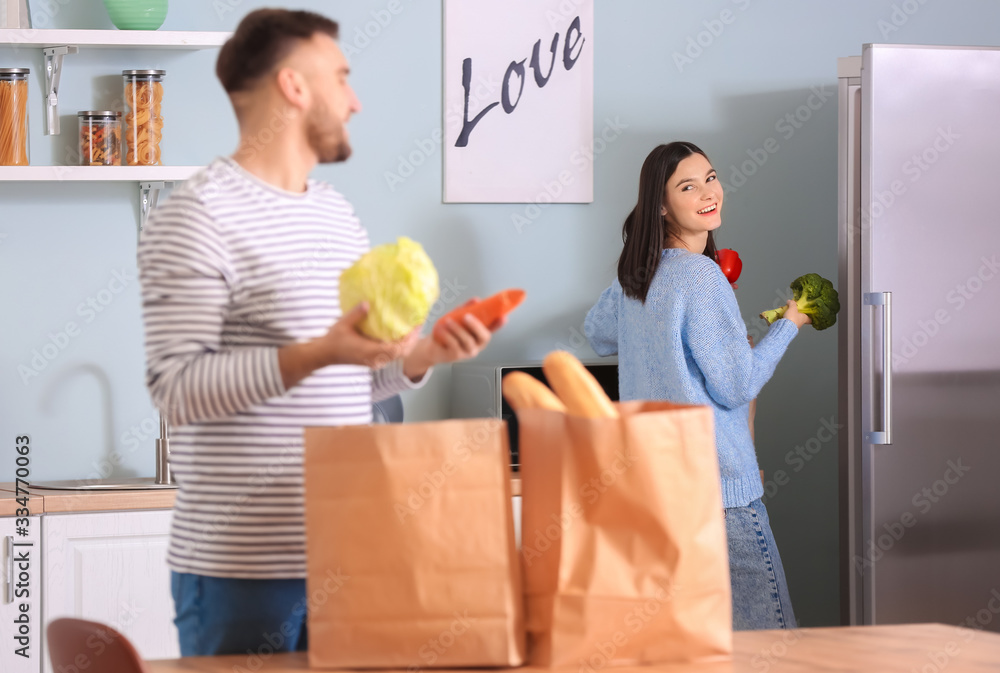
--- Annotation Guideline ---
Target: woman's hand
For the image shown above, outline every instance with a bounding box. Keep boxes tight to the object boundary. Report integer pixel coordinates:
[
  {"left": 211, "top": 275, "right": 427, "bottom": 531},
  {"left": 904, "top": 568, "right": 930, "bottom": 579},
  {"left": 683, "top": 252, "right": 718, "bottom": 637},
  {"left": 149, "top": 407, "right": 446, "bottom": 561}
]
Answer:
[{"left": 783, "top": 300, "right": 812, "bottom": 329}]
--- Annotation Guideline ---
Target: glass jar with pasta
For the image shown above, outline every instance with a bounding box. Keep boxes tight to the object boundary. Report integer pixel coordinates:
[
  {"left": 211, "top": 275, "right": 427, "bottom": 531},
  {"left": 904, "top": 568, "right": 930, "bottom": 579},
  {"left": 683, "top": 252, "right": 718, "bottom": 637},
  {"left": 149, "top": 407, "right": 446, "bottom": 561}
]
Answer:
[
  {"left": 79, "top": 111, "right": 122, "bottom": 166},
  {"left": 122, "top": 69, "right": 165, "bottom": 166},
  {"left": 0, "top": 68, "right": 30, "bottom": 166}
]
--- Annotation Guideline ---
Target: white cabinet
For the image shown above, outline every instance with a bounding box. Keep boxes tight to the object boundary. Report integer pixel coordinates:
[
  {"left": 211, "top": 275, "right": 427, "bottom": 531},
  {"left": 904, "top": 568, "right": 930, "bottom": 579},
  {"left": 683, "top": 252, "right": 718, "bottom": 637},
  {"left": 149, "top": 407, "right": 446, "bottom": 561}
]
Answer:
[
  {"left": 41, "top": 509, "right": 177, "bottom": 672},
  {"left": 0, "top": 516, "right": 41, "bottom": 673}
]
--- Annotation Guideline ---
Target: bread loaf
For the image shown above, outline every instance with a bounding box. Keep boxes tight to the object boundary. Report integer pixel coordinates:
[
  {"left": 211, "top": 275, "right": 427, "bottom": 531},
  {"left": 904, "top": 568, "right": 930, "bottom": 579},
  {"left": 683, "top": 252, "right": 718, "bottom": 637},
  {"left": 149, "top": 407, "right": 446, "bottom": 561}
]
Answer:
[
  {"left": 502, "top": 371, "right": 567, "bottom": 412},
  {"left": 542, "top": 351, "right": 619, "bottom": 419}
]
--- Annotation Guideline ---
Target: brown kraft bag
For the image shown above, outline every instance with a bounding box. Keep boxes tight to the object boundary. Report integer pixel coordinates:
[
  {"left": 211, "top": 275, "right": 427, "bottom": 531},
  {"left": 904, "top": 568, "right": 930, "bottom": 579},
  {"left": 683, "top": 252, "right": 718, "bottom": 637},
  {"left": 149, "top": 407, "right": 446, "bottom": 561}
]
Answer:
[
  {"left": 303, "top": 418, "right": 525, "bottom": 669},
  {"left": 518, "top": 401, "right": 732, "bottom": 667}
]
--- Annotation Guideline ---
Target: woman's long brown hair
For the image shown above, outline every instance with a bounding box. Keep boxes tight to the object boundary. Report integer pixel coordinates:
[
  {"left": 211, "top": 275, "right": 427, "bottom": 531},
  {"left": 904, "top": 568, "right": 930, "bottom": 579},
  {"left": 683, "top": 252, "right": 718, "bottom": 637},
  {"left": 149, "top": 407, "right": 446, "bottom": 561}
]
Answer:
[{"left": 617, "top": 141, "right": 718, "bottom": 303}]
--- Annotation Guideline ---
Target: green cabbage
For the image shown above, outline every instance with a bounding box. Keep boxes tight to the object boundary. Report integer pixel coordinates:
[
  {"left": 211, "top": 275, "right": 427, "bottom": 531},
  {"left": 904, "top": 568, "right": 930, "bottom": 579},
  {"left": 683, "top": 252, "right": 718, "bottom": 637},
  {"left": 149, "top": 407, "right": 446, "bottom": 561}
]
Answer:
[{"left": 339, "top": 237, "right": 440, "bottom": 341}]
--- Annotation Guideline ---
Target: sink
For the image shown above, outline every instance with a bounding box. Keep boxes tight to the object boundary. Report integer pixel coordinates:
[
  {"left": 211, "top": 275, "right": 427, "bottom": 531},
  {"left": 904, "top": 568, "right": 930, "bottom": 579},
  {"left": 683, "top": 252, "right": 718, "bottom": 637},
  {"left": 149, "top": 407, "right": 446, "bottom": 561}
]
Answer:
[{"left": 30, "top": 477, "right": 177, "bottom": 491}]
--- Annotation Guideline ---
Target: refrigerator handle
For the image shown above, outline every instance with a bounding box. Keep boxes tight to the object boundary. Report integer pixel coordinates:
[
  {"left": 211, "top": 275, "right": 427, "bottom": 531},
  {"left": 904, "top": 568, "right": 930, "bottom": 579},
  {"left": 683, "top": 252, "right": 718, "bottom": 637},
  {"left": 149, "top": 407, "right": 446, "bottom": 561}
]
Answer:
[{"left": 865, "top": 292, "right": 892, "bottom": 445}]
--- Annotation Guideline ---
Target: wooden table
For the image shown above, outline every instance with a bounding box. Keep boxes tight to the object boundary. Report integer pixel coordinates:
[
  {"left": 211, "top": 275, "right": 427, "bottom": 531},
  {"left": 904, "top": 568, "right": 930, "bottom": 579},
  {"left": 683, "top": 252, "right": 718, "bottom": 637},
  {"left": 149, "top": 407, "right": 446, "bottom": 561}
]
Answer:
[{"left": 148, "top": 623, "right": 1000, "bottom": 672}]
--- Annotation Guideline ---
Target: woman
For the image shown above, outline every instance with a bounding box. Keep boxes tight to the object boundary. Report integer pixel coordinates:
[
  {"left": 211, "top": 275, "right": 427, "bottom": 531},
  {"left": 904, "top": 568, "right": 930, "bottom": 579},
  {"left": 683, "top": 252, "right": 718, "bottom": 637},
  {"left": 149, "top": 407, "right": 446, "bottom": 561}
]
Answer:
[{"left": 584, "top": 141, "right": 809, "bottom": 630}]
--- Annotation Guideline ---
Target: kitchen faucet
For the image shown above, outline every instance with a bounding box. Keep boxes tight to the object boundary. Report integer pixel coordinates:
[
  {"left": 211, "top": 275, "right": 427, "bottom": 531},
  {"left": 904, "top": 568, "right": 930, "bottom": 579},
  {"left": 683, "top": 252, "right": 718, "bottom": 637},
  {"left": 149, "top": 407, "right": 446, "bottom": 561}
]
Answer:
[
  {"left": 32, "top": 365, "right": 177, "bottom": 491},
  {"left": 154, "top": 413, "right": 173, "bottom": 486}
]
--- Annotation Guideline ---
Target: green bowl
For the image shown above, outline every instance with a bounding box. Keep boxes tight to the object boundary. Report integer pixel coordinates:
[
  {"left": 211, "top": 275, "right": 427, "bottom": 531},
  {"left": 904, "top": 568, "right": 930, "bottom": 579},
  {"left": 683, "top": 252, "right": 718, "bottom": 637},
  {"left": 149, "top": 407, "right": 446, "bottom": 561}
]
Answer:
[{"left": 103, "top": 0, "right": 168, "bottom": 30}]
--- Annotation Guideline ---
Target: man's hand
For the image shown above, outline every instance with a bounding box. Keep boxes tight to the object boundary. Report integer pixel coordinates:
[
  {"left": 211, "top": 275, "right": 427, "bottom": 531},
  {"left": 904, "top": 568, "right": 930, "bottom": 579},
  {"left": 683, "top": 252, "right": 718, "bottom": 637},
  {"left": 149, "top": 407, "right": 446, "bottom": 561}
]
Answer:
[
  {"left": 403, "top": 300, "right": 505, "bottom": 381},
  {"left": 318, "top": 303, "right": 421, "bottom": 367},
  {"left": 278, "top": 303, "right": 420, "bottom": 389}
]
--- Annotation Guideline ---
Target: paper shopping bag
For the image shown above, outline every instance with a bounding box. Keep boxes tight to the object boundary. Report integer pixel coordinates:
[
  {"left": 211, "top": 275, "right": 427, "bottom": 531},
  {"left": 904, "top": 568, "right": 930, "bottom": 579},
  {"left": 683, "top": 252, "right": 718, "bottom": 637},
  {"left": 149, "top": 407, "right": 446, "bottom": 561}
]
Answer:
[
  {"left": 518, "top": 401, "right": 732, "bottom": 667},
  {"left": 303, "top": 418, "right": 525, "bottom": 669}
]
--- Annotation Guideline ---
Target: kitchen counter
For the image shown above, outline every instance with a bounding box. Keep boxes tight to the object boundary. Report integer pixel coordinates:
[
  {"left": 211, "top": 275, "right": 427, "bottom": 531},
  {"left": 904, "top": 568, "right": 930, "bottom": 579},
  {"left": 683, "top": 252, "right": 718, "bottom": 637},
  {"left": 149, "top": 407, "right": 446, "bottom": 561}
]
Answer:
[
  {"left": 0, "top": 476, "right": 520, "bottom": 512},
  {"left": 0, "top": 482, "right": 175, "bottom": 513},
  {"left": 0, "top": 487, "right": 42, "bottom": 516},
  {"left": 147, "top": 623, "right": 1000, "bottom": 672}
]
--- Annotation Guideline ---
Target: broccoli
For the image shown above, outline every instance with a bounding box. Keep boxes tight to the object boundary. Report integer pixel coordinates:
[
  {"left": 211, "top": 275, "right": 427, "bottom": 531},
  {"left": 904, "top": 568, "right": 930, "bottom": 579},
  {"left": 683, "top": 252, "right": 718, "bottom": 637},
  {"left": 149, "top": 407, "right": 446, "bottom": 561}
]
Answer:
[{"left": 760, "top": 273, "right": 841, "bottom": 330}]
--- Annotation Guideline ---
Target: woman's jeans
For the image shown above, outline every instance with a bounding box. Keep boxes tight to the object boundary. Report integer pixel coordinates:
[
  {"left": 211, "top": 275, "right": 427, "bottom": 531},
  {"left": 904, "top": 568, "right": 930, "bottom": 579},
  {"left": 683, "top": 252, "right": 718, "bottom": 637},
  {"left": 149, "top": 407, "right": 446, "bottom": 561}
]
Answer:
[
  {"left": 171, "top": 572, "right": 308, "bottom": 656},
  {"left": 725, "top": 498, "right": 798, "bottom": 630}
]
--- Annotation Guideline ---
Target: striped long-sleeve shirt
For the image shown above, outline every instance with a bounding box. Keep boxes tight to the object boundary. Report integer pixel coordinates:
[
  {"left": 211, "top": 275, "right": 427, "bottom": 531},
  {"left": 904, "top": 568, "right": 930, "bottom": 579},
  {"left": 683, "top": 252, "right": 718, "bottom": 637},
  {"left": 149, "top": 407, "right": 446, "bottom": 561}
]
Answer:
[{"left": 138, "top": 157, "right": 428, "bottom": 579}]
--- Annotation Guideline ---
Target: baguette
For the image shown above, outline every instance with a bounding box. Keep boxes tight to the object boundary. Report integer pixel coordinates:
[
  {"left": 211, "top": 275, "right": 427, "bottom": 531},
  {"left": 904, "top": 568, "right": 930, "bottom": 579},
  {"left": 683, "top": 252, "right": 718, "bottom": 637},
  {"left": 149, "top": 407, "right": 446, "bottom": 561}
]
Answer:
[
  {"left": 542, "top": 351, "right": 619, "bottom": 419},
  {"left": 502, "top": 371, "right": 567, "bottom": 412}
]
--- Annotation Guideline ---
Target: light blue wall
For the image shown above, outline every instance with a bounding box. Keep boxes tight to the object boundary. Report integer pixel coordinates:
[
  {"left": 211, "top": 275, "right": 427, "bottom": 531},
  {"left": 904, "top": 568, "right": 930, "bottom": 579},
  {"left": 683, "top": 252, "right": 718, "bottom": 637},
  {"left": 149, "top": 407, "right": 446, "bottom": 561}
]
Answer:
[{"left": 2, "top": 0, "right": 998, "bottom": 626}]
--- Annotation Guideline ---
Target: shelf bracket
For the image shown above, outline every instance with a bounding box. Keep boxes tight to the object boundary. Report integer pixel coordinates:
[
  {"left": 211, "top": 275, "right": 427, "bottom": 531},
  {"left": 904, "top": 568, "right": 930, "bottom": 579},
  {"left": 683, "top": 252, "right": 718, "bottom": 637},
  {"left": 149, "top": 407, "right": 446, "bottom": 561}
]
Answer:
[
  {"left": 43, "top": 45, "right": 79, "bottom": 136},
  {"left": 139, "top": 181, "right": 172, "bottom": 235}
]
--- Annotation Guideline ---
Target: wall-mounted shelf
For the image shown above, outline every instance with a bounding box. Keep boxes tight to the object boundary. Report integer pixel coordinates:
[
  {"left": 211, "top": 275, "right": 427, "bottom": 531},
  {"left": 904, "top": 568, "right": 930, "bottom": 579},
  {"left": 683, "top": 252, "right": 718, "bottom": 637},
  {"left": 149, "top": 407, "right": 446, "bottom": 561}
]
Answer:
[
  {"left": 0, "top": 29, "right": 231, "bottom": 134},
  {"left": 0, "top": 29, "right": 230, "bottom": 49},
  {"left": 0, "top": 165, "right": 200, "bottom": 181},
  {"left": 0, "top": 166, "right": 201, "bottom": 232},
  {"left": 0, "top": 29, "right": 225, "bottom": 230}
]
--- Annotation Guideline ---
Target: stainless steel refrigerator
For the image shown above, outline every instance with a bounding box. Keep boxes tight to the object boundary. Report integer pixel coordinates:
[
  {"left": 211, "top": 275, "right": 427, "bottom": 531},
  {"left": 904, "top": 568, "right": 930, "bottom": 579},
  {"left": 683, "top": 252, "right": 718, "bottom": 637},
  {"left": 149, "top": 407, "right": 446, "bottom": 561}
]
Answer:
[{"left": 838, "top": 44, "right": 1000, "bottom": 629}]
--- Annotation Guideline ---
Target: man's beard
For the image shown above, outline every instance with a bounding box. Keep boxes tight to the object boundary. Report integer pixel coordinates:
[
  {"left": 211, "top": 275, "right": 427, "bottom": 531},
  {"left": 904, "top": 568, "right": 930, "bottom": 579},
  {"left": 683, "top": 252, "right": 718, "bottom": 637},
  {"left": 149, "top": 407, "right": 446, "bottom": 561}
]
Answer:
[{"left": 307, "top": 102, "right": 352, "bottom": 164}]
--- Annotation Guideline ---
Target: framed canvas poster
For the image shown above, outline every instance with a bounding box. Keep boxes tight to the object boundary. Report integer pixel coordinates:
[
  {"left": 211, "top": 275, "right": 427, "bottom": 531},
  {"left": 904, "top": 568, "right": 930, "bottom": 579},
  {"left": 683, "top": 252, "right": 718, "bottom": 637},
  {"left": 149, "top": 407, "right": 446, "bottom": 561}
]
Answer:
[{"left": 444, "top": 0, "right": 594, "bottom": 203}]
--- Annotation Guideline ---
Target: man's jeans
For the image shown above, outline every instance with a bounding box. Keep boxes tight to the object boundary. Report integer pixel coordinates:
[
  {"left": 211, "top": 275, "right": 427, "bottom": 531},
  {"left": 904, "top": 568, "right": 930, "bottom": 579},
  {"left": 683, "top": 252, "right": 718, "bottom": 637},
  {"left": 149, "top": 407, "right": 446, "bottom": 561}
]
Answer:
[{"left": 171, "top": 572, "right": 308, "bottom": 656}]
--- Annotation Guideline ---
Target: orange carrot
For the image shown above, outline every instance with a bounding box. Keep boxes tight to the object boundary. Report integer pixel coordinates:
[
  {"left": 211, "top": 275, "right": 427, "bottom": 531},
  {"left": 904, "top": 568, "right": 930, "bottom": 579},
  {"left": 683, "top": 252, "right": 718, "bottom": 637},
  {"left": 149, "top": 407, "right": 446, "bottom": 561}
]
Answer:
[{"left": 432, "top": 288, "right": 525, "bottom": 345}]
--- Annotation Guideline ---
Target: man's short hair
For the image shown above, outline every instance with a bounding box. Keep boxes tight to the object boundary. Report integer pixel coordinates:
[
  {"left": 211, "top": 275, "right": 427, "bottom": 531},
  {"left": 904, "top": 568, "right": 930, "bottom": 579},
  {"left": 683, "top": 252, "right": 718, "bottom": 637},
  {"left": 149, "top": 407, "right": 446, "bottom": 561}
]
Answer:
[{"left": 216, "top": 9, "right": 340, "bottom": 94}]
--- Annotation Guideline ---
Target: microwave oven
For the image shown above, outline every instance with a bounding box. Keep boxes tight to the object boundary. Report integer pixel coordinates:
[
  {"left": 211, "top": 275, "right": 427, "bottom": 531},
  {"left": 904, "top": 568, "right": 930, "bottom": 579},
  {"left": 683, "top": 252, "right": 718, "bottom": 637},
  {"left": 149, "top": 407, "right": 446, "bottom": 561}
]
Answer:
[{"left": 450, "top": 359, "right": 619, "bottom": 470}]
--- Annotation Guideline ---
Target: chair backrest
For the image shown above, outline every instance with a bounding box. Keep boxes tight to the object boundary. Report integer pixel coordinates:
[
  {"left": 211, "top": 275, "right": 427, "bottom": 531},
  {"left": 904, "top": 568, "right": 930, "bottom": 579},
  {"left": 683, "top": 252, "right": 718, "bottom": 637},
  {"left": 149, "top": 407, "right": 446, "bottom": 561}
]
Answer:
[{"left": 47, "top": 618, "right": 149, "bottom": 673}]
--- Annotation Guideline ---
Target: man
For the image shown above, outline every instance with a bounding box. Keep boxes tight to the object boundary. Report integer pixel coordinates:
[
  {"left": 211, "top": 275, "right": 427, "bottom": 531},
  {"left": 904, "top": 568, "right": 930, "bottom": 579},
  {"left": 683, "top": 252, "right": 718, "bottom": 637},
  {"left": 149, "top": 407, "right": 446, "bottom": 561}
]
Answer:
[{"left": 138, "top": 9, "right": 498, "bottom": 656}]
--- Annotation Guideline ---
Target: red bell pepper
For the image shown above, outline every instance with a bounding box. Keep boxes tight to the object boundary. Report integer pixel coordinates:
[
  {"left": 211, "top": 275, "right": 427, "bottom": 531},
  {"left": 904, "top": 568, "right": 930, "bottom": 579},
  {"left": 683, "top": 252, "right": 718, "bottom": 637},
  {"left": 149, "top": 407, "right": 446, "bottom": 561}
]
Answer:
[{"left": 717, "top": 248, "right": 743, "bottom": 286}]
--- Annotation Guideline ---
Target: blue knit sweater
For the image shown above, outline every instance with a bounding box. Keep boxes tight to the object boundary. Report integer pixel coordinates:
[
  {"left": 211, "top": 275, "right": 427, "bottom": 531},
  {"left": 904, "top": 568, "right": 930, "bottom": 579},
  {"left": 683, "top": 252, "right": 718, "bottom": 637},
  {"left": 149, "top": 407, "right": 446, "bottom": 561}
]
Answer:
[{"left": 585, "top": 248, "right": 798, "bottom": 508}]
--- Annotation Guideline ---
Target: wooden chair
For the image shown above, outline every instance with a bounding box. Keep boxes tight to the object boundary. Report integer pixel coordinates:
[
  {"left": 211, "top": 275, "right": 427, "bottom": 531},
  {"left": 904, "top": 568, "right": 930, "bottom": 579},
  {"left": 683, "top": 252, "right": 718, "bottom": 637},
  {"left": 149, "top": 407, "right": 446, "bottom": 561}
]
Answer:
[{"left": 47, "top": 618, "right": 149, "bottom": 673}]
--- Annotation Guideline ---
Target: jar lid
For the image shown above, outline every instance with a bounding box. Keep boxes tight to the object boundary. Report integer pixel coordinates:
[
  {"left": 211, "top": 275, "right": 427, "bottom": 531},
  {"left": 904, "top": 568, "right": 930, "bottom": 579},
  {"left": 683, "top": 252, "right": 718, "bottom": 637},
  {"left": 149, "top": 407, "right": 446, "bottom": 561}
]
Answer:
[
  {"left": 0, "top": 68, "right": 30, "bottom": 74},
  {"left": 78, "top": 110, "right": 122, "bottom": 118},
  {"left": 122, "top": 69, "right": 166, "bottom": 76}
]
